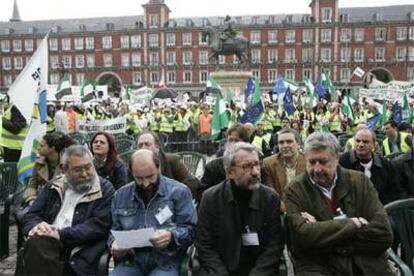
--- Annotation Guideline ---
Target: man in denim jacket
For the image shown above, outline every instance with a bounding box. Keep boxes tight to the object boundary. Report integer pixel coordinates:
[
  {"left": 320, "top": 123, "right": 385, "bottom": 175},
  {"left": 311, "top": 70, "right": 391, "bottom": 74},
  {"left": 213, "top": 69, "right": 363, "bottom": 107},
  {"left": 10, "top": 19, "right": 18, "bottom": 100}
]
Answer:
[{"left": 109, "top": 149, "right": 197, "bottom": 275}]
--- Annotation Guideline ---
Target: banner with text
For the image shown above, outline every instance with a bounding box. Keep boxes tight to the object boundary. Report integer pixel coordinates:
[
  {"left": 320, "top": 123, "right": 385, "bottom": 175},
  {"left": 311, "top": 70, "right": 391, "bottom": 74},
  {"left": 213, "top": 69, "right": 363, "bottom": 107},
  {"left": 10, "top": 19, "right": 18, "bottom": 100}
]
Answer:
[{"left": 77, "top": 117, "right": 127, "bottom": 134}]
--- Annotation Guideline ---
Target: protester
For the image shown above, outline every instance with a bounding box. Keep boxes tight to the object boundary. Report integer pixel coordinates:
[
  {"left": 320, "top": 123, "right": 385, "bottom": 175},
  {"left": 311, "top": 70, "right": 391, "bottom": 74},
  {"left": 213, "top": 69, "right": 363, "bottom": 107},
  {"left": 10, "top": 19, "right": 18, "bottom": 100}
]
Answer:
[
  {"left": 382, "top": 120, "right": 412, "bottom": 156},
  {"left": 392, "top": 128, "right": 414, "bottom": 197},
  {"left": 54, "top": 102, "right": 69, "bottom": 134}
]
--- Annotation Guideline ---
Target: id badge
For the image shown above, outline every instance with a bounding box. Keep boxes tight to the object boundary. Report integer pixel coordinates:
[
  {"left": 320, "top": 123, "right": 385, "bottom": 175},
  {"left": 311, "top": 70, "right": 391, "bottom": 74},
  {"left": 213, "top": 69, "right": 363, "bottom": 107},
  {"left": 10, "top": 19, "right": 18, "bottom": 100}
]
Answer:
[
  {"left": 155, "top": 205, "right": 173, "bottom": 225},
  {"left": 242, "top": 232, "right": 260, "bottom": 246}
]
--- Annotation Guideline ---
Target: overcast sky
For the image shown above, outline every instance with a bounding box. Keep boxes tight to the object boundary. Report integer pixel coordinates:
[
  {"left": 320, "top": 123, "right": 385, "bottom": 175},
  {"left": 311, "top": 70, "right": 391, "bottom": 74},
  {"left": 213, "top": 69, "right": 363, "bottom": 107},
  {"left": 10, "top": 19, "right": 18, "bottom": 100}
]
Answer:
[{"left": 1, "top": 0, "right": 414, "bottom": 22}]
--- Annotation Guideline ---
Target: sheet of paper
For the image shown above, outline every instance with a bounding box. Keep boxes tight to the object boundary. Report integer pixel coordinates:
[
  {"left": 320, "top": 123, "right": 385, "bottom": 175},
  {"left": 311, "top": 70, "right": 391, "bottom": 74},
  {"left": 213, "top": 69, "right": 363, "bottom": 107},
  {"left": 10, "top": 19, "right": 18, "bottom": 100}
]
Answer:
[{"left": 111, "top": 228, "right": 155, "bottom": 249}]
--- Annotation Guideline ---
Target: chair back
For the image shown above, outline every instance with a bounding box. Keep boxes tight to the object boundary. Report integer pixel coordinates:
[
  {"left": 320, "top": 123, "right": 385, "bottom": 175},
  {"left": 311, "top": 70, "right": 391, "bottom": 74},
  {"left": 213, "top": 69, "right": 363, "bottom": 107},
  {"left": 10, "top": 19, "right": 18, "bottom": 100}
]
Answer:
[
  {"left": 68, "top": 132, "right": 87, "bottom": 145},
  {"left": 385, "top": 198, "right": 414, "bottom": 271},
  {"left": 0, "top": 162, "right": 18, "bottom": 203},
  {"left": 115, "top": 139, "right": 135, "bottom": 155},
  {"left": 176, "top": 151, "right": 206, "bottom": 178}
]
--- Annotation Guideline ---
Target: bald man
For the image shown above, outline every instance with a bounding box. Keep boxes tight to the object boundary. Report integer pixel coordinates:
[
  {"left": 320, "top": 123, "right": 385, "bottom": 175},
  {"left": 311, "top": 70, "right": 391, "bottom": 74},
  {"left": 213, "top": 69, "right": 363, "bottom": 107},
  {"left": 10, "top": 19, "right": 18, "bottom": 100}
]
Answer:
[{"left": 109, "top": 149, "right": 197, "bottom": 276}]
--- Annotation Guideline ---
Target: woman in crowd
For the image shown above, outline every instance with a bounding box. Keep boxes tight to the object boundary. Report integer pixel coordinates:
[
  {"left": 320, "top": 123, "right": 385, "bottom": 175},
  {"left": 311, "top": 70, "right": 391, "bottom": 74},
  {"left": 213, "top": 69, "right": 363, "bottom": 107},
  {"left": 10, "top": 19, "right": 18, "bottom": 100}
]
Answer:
[
  {"left": 89, "top": 131, "right": 128, "bottom": 189},
  {"left": 23, "top": 132, "right": 76, "bottom": 205}
]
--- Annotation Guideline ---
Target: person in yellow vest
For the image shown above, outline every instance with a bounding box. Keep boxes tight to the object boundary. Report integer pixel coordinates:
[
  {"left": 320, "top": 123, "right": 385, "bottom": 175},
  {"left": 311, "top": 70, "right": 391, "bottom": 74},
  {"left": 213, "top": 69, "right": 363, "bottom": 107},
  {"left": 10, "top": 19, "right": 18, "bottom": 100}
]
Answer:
[
  {"left": 46, "top": 103, "right": 56, "bottom": 133},
  {"left": 174, "top": 106, "right": 188, "bottom": 152},
  {"left": 0, "top": 104, "right": 29, "bottom": 162},
  {"left": 148, "top": 106, "right": 161, "bottom": 133},
  {"left": 263, "top": 104, "right": 275, "bottom": 134},
  {"left": 382, "top": 120, "right": 412, "bottom": 156},
  {"left": 159, "top": 107, "right": 174, "bottom": 152},
  {"left": 250, "top": 121, "right": 273, "bottom": 157},
  {"left": 328, "top": 105, "right": 343, "bottom": 133}
]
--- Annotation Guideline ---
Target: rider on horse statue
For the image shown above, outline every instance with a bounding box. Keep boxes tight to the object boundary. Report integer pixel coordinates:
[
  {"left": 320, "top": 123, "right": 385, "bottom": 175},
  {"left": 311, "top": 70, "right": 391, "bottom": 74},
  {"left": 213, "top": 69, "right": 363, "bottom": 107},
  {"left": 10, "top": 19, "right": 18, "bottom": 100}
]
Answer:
[{"left": 219, "top": 15, "right": 237, "bottom": 50}]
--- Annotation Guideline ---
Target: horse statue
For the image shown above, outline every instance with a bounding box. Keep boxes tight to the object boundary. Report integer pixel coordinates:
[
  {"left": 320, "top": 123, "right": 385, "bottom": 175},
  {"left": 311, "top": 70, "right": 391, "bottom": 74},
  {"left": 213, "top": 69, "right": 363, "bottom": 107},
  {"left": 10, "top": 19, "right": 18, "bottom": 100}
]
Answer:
[{"left": 201, "top": 26, "right": 250, "bottom": 68}]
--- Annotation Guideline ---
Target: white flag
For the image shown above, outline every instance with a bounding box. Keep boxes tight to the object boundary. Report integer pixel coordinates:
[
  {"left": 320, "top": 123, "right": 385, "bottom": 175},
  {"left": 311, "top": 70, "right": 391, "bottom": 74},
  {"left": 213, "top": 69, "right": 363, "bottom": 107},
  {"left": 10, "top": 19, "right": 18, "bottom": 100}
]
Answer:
[
  {"left": 8, "top": 34, "right": 49, "bottom": 123},
  {"left": 353, "top": 67, "right": 365, "bottom": 78}
]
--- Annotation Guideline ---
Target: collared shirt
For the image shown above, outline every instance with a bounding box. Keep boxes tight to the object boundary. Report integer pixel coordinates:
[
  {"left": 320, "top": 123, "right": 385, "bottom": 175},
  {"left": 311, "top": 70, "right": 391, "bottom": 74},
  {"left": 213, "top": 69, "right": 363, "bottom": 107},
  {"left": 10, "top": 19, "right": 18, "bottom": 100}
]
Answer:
[
  {"left": 359, "top": 160, "right": 373, "bottom": 178},
  {"left": 53, "top": 186, "right": 83, "bottom": 229},
  {"left": 309, "top": 172, "right": 338, "bottom": 200}
]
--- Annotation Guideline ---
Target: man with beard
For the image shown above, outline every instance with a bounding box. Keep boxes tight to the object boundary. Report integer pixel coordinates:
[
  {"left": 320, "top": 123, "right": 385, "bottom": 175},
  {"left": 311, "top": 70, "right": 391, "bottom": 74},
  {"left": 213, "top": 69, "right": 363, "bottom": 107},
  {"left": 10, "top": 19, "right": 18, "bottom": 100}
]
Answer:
[
  {"left": 22, "top": 145, "right": 114, "bottom": 275},
  {"left": 263, "top": 128, "right": 305, "bottom": 211},
  {"left": 285, "top": 132, "right": 393, "bottom": 275},
  {"left": 110, "top": 149, "right": 197, "bottom": 275},
  {"left": 196, "top": 142, "right": 283, "bottom": 275}
]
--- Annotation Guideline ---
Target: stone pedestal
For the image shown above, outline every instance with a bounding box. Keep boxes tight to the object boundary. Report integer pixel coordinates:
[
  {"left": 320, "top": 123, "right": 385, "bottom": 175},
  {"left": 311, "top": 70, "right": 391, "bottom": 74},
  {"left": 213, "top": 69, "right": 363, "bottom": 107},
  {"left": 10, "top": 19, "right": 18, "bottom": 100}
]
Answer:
[{"left": 210, "top": 71, "right": 252, "bottom": 98}]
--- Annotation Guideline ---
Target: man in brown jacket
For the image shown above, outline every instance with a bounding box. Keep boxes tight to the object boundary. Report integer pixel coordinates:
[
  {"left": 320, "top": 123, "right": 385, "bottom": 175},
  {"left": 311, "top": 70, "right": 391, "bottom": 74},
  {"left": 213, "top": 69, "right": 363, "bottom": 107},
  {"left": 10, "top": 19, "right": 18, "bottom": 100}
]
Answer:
[
  {"left": 285, "top": 131, "right": 394, "bottom": 275},
  {"left": 263, "top": 128, "right": 305, "bottom": 211}
]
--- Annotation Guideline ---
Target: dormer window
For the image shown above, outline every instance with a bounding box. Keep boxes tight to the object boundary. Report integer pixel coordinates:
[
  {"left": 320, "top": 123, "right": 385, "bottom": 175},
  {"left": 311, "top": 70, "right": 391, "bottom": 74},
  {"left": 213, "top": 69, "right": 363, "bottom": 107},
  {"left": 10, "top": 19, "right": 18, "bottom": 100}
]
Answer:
[
  {"left": 79, "top": 24, "right": 86, "bottom": 32},
  {"left": 149, "top": 14, "right": 158, "bottom": 28},
  {"left": 251, "top": 16, "right": 258, "bottom": 25},
  {"left": 106, "top": 23, "right": 114, "bottom": 31},
  {"left": 408, "top": 11, "right": 414, "bottom": 21},
  {"left": 340, "top": 14, "right": 349, "bottom": 23},
  {"left": 302, "top": 15, "right": 311, "bottom": 24},
  {"left": 285, "top": 15, "right": 293, "bottom": 24},
  {"left": 322, "top": 8, "right": 332, "bottom": 23},
  {"left": 28, "top": 26, "right": 36, "bottom": 34},
  {"left": 185, "top": 19, "right": 193, "bottom": 27},
  {"left": 373, "top": 13, "right": 383, "bottom": 21}
]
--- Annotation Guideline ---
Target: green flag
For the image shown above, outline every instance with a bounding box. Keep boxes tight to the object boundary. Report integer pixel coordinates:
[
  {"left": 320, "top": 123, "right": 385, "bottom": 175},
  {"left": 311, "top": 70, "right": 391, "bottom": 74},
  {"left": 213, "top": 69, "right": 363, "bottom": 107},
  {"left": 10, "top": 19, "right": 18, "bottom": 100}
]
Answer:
[
  {"left": 123, "top": 85, "right": 131, "bottom": 101},
  {"left": 304, "top": 78, "right": 317, "bottom": 108},
  {"left": 321, "top": 70, "right": 337, "bottom": 99},
  {"left": 380, "top": 100, "right": 388, "bottom": 126},
  {"left": 252, "top": 78, "right": 261, "bottom": 106},
  {"left": 211, "top": 78, "right": 230, "bottom": 141},
  {"left": 225, "top": 88, "right": 233, "bottom": 105},
  {"left": 341, "top": 95, "right": 356, "bottom": 123},
  {"left": 402, "top": 92, "right": 412, "bottom": 123}
]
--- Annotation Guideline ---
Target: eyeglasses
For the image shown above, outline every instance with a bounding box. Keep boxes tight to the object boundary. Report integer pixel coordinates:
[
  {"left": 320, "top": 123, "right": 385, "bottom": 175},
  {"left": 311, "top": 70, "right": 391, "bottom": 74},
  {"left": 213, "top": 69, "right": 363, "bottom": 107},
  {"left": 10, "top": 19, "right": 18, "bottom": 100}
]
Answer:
[
  {"left": 233, "top": 161, "right": 260, "bottom": 172},
  {"left": 71, "top": 163, "right": 93, "bottom": 174}
]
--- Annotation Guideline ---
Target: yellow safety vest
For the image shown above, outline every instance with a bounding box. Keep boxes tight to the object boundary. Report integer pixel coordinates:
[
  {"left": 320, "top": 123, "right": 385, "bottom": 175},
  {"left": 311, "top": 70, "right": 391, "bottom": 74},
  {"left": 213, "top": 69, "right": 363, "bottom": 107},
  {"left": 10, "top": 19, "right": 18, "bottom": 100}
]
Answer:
[
  {"left": 383, "top": 132, "right": 411, "bottom": 156},
  {"left": 46, "top": 116, "right": 55, "bottom": 133},
  {"left": 0, "top": 108, "right": 29, "bottom": 150},
  {"left": 159, "top": 115, "right": 173, "bottom": 133},
  {"left": 174, "top": 114, "right": 186, "bottom": 132}
]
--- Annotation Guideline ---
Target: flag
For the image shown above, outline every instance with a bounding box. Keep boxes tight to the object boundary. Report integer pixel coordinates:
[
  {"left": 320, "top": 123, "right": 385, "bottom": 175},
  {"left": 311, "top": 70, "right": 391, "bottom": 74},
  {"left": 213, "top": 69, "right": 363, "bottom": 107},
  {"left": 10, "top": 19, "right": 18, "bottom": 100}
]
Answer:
[
  {"left": 315, "top": 77, "right": 328, "bottom": 99},
  {"left": 244, "top": 78, "right": 255, "bottom": 103},
  {"left": 341, "top": 94, "right": 356, "bottom": 123},
  {"left": 225, "top": 88, "right": 233, "bottom": 105},
  {"left": 353, "top": 66, "right": 365, "bottom": 78},
  {"left": 211, "top": 88, "right": 230, "bottom": 141},
  {"left": 321, "top": 70, "right": 337, "bottom": 99},
  {"left": 240, "top": 99, "right": 264, "bottom": 124},
  {"left": 380, "top": 100, "right": 388, "bottom": 126},
  {"left": 8, "top": 33, "right": 49, "bottom": 123},
  {"left": 274, "top": 74, "right": 287, "bottom": 94},
  {"left": 80, "top": 79, "right": 96, "bottom": 103},
  {"left": 38, "top": 90, "right": 48, "bottom": 123},
  {"left": 402, "top": 92, "right": 412, "bottom": 123},
  {"left": 366, "top": 114, "right": 381, "bottom": 129},
  {"left": 55, "top": 73, "right": 72, "bottom": 100},
  {"left": 251, "top": 78, "right": 261, "bottom": 106},
  {"left": 304, "top": 78, "right": 317, "bottom": 108},
  {"left": 206, "top": 77, "right": 222, "bottom": 93},
  {"left": 392, "top": 101, "right": 402, "bottom": 124},
  {"left": 122, "top": 85, "right": 131, "bottom": 101},
  {"left": 283, "top": 87, "right": 296, "bottom": 115}
]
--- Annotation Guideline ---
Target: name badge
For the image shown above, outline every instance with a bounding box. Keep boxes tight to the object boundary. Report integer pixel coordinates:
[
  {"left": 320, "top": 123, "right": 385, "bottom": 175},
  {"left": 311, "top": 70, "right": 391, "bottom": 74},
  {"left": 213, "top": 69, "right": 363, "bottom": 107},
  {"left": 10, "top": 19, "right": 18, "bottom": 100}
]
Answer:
[
  {"left": 155, "top": 205, "right": 173, "bottom": 225},
  {"left": 242, "top": 232, "right": 260, "bottom": 246}
]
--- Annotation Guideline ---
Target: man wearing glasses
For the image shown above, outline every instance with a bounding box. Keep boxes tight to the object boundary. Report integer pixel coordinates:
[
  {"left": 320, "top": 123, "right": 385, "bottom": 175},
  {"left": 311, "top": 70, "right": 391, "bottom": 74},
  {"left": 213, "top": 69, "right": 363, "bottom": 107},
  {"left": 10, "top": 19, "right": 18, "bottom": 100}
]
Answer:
[{"left": 196, "top": 142, "right": 283, "bottom": 275}]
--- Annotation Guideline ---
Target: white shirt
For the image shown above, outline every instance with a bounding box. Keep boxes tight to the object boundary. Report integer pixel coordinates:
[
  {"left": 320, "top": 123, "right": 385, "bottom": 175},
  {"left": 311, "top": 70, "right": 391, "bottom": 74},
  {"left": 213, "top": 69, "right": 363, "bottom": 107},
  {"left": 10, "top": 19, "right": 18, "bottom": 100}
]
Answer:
[
  {"left": 53, "top": 187, "right": 83, "bottom": 229},
  {"left": 360, "top": 160, "right": 373, "bottom": 179}
]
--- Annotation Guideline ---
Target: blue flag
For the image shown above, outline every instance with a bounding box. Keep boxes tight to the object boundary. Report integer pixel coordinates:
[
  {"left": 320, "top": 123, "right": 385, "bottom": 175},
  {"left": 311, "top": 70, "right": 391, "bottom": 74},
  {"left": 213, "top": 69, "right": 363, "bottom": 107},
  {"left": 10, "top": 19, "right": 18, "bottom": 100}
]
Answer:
[
  {"left": 274, "top": 74, "right": 286, "bottom": 94},
  {"left": 244, "top": 78, "right": 255, "bottom": 103},
  {"left": 367, "top": 114, "right": 381, "bottom": 129},
  {"left": 240, "top": 100, "right": 264, "bottom": 124},
  {"left": 38, "top": 89, "right": 48, "bottom": 123},
  {"left": 392, "top": 101, "right": 402, "bottom": 124},
  {"left": 315, "top": 77, "right": 328, "bottom": 99},
  {"left": 283, "top": 87, "right": 296, "bottom": 115}
]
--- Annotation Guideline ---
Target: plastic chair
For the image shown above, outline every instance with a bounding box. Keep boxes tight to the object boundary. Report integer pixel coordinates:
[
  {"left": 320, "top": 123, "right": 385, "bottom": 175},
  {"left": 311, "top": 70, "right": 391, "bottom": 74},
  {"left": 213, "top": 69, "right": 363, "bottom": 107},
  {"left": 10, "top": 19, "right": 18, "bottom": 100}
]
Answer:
[
  {"left": 115, "top": 139, "right": 135, "bottom": 155},
  {"left": 176, "top": 151, "right": 206, "bottom": 178},
  {"left": 68, "top": 132, "right": 87, "bottom": 145},
  {"left": 385, "top": 198, "right": 414, "bottom": 273}
]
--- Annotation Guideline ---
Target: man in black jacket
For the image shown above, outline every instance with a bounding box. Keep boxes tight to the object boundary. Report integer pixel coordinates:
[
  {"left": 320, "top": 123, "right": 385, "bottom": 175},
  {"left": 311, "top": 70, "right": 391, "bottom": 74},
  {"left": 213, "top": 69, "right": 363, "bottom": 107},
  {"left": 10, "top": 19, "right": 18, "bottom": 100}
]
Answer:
[
  {"left": 196, "top": 142, "right": 283, "bottom": 275},
  {"left": 392, "top": 129, "right": 414, "bottom": 197}
]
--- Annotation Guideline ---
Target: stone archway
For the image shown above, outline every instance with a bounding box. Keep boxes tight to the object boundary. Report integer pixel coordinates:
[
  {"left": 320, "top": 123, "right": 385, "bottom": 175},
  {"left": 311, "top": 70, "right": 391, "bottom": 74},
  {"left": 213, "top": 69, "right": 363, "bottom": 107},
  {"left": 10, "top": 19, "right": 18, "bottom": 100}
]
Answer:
[
  {"left": 364, "top": 67, "right": 394, "bottom": 85},
  {"left": 96, "top": 72, "right": 122, "bottom": 98}
]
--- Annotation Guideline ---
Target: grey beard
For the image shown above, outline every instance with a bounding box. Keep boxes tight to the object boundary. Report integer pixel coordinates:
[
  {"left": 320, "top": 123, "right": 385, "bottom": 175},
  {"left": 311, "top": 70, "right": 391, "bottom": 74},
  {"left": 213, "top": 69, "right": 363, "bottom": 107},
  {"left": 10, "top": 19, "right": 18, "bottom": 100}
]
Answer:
[{"left": 67, "top": 177, "right": 95, "bottom": 193}]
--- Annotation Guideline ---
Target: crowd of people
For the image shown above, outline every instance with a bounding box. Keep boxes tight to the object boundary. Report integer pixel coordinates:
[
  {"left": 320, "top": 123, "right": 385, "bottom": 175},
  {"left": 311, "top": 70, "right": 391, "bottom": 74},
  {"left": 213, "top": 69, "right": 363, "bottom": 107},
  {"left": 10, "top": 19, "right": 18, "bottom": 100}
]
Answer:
[{"left": 1, "top": 90, "right": 414, "bottom": 275}]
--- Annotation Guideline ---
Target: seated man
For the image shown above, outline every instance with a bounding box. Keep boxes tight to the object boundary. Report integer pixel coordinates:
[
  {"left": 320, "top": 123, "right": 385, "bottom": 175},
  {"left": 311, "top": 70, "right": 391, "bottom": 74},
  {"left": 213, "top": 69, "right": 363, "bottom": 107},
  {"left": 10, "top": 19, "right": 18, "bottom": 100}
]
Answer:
[
  {"left": 285, "top": 132, "right": 393, "bottom": 275},
  {"left": 22, "top": 145, "right": 115, "bottom": 275},
  {"left": 196, "top": 142, "right": 283, "bottom": 275},
  {"left": 392, "top": 127, "right": 414, "bottom": 197},
  {"left": 110, "top": 149, "right": 197, "bottom": 276}
]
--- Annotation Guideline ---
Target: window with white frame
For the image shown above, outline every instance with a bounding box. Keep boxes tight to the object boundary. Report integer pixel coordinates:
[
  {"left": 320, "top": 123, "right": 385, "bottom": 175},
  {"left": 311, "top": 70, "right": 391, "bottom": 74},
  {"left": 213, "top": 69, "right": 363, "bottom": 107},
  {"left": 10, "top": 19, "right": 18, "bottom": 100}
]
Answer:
[
  {"left": 396, "top": 27, "right": 407, "bottom": 41},
  {"left": 131, "top": 52, "right": 141, "bottom": 67},
  {"left": 149, "top": 34, "right": 159, "bottom": 47},
  {"left": 132, "top": 72, "right": 142, "bottom": 85},
  {"left": 183, "top": 51, "right": 192, "bottom": 64},
  {"left": 321, "top": 48, "right": 331, "bottom": 62},
  {"left": 131, "top": 35, "right": 141, "bottom": 48},
  {"left": 183, "top": 71, "right": 192, "bottom": 83},
  {"left": 285, "top": 69, "right": 295, "bottom": 81},
  {"left": 24, "top": 39, "right": 33, "bottom": 52},
  {"left": 409, "top": 27, "right": 414, "bottom": 40},
  {"left": 340, "top": 68, "right": 351, "bottom": 82},
  {"left": 164, "top": 51, "right": 174, "bottom": 65},
  {"left": 62, "top": 55, "right": 71, "bottom": 68},
  {"left": 303, "top": 69, "right": 312, "bottom": 80},
  {"left": 340, "top": 29, "right": 352, "bottom": 42},
  {"left": 121, "top": 53, "right": 130, "bottom": 67},
  {"left": 354, "top": 48, "right": 364, "bottom": 62},
  {"left": 49, "top": 38, "right": 58, "bottom": 51},
  {"left": 150, "top": 72, "right": 159, "bottom": 84},
  {"left": 200, "top": 71, "right": 208, "bottom": 83},
  {"left": 396, "top": 47, "right": 407, "bottom": 61},
  {"left": 149, "top": 14, "right": 158, "bottom": 28},
  {"left": 408, "top": 67, "right": 414, "bottom": 81},
  {"left": 375, "top": 28, "right": 386, "bottom": 41},
  {"left": 302, "top": 48, "right": 313, "bottom": 62},
  {"left": 76, "top": 73, "right": 85, "bottom": 86},
  {"left": 268, "top": 49, "right": 277, "bottom": 63},
  {"left": 268, "top": 69, "right": 277, "bottom": 82},
  {"left": 62, "top": 38, "right": 71, "bottom": 51},
  {"left": 219, "top": 55, "right": 225, "bottom": 64},
  {"left": 3, "top": 75, "right": 13, "bottom": 87},
  {"left": 199, "top": 51, "right": 208, "bottom": 65},
  {"left": 167, "top": 71, "right": 176, "bottom": 84},
  {"left": 74, "top": 37, "right": 84, "bottom": 50},
  {"left": 86, "top": 54, "right": 95, "bottom": 68},
  {"left": 103, "top": 53, "right": 112, "bottom": 67},
  {"left": 408, "top": 47, "right": 414, "bottom": 61},
  {"left": 340, "top": 47, "right": 351, "bottom": 62},
  {"left": 251, "top": 49, "right": 260, "bottom": 64},
  {"left": 120, "top": 36, "right": 130, "bottom": 49},
  {"left": 85, "top": 37, "right": 94, "bottom": 50},
  {"left": 375, "top": 48, "right": 385, "bottom": 61},
  {"left": 183, "top": 33, "right": 192, "bottom": 46},
  {"left": 268, "top": 30, "right": 278, "bottom": 43},
  {"left": 2, "top": 57, "right": 11, "bottom": 70},
  {"left": 252, "top": 70, "right": 260, "bottom": 80},
  {"left": 322, "top": 8, "right": 332, "bottom": 22},
  {"left": 50, "top": 73, "right": 60, "bottom": 85},
  {"left": 321, "top": 29, "right": 332, "bottom": 43},
  {"left": 199, "top": 33, "right": 207, "bottom": 46},
  {"left": 149, "top": 52, "right": 158, "bottom": 66},
  {"left": 303, "top": 29, "right": 313, "bottom": 43},
  {"left": 354, "top": 29, "right": 364, "bottom": 42},
  {"left": 50, "top": 56, "right": 59, "bottom": 69},
  {"left": 285, "top": 48, "right": 295, "bottom": 62},
  {"left": 250, "top": 31, "right": 261, "bottom": 44},
  {"left": 285, "top": 30, "right": 295, "bottom": 43},
  {"left": 13, "top": 40, "right": 22, "bottom": 52},
  {"left": 1, "top": 40, "right": 10, "bottom": 52},
  {"left": 166, "top": 33, "right": 175, "bottom": 46},
  {"left": 75, "top": 55, "right": 84, "bottom": 68},
  {"left": 102, "top": 36, "right": 112, "bottom": 49},
  {"left": 14, "top": 57, "right": 23, "bottom": 70}
]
